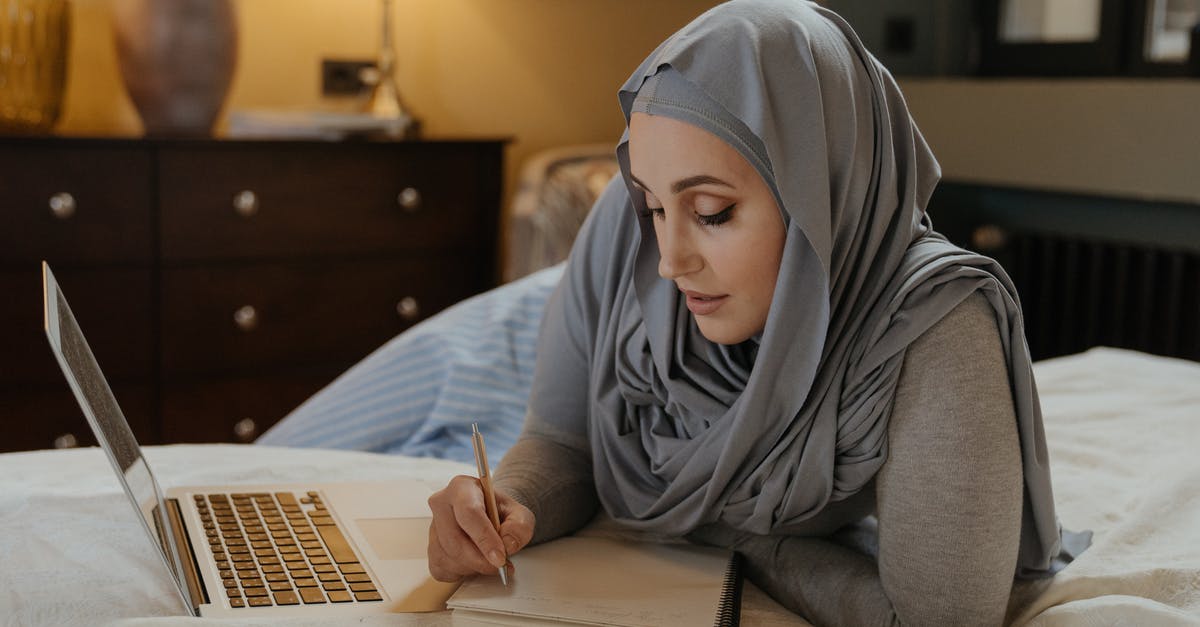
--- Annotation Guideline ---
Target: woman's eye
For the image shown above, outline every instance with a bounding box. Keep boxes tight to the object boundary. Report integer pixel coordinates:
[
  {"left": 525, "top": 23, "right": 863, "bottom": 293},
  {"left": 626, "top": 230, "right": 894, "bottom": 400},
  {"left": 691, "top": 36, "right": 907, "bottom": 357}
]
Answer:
[
  {"left": 648, "top": 206, "right": 665, "bottom": 219},
  {"left": 697, "top": 204, "right": 735, "bottom": 227}
]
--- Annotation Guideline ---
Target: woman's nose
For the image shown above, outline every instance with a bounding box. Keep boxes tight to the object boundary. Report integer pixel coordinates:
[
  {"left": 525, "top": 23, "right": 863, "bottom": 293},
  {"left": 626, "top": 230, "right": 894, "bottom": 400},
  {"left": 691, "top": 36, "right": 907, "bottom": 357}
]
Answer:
[{"left": 657, "top": 218, "right": 702, "bottom": 280}]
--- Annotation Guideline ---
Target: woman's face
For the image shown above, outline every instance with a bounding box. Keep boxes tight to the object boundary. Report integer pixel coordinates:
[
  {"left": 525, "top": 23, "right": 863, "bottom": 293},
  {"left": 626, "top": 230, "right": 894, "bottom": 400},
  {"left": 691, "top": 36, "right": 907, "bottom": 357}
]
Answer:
[{"left": 628, "top": 112, "right": 786, "bottom": 345}]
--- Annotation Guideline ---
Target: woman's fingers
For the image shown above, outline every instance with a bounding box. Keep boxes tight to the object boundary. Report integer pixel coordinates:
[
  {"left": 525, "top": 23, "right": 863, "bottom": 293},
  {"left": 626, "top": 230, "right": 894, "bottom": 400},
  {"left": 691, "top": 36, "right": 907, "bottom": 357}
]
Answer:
[
  {"left": 427, "top": 474, "right": 529, "bottom": 582},
  {"left": 496, "top": 492, "right": 535, "bottom": 555}
]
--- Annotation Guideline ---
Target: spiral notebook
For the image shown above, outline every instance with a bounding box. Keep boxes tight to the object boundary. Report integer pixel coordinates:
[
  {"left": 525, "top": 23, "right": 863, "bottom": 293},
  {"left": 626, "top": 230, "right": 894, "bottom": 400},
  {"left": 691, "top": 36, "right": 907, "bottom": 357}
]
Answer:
[{"left": 446, "top": 535, "right": 742, "bottom": 626}]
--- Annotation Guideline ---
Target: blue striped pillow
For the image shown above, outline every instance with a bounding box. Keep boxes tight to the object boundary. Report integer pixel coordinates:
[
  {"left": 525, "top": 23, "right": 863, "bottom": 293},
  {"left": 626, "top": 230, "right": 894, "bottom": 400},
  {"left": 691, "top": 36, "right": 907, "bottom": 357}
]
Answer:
[{"left": 256, "top": 264, "right": 565, "bottom": 464}]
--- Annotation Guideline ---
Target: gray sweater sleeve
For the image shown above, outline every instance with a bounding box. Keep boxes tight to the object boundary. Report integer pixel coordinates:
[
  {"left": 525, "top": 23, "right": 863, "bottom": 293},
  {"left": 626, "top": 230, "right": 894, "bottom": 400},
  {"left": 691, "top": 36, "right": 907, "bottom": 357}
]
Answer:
[{"left": 494, "top": 291, "right": 1023, "bottom": 625}]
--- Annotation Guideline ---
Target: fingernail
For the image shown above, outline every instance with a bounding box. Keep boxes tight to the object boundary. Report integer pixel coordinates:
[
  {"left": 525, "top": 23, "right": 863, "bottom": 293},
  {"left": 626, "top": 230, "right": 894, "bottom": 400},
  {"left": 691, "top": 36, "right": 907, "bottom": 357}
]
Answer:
[{"left": 488, "top": 550, "right": 505, "bottom": 568}]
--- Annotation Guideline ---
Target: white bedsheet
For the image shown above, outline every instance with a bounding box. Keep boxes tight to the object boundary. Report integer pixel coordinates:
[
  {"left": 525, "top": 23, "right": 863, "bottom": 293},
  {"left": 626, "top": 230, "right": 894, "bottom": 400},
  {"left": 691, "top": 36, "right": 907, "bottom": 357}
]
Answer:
[{"left": 1, "top": 347, "right": 1197, "bottom": 626}]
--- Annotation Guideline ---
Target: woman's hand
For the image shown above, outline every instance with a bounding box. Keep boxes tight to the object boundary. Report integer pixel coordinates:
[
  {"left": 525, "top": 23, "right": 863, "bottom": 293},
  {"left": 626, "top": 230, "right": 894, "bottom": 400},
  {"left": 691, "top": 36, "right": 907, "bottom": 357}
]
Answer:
[{"left": 427, "top": 474, "right": 535, "bottom": 582}]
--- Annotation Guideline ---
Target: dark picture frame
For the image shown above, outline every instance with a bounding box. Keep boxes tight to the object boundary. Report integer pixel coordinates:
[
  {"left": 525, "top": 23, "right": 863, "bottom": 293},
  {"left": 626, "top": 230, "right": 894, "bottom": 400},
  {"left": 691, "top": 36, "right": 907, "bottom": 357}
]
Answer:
[
  {"left": 978, "top": 0, "right": 1127, "bottom": 76},
  {"left": 1127, "top": 0, "right": 1200, "bottom": 75}
]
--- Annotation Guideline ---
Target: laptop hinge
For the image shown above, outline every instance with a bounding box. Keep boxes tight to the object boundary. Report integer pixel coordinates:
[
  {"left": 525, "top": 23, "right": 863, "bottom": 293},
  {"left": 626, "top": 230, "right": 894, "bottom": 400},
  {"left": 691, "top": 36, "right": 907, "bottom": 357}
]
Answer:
[{"left": 163, "top": 498, "right": 209, "bottom": 611}]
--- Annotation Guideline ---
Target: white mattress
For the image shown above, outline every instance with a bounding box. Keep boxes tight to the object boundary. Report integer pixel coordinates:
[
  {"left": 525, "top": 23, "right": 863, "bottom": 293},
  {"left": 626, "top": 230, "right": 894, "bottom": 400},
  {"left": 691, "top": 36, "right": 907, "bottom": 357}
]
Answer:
[{"left": 1, "top": 347, "right": 1197, "bottom": 626}]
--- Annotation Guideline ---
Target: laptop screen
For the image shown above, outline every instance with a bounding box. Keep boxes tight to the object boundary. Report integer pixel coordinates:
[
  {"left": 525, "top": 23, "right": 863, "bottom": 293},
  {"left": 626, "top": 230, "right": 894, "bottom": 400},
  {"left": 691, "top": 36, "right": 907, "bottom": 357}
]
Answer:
[{"left": 42, "top": 262, "right": 193, "bottom": 613}]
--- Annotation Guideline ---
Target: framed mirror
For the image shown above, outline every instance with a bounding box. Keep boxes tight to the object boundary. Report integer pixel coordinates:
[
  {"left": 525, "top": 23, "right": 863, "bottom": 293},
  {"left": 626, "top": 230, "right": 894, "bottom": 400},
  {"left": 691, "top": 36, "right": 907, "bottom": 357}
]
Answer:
[
  {"left": 979, "top": 0, "right": 1126, "bottom": 75},
  {"left": 1128, "top": 0, "right": 1200, "bottom": 75}
]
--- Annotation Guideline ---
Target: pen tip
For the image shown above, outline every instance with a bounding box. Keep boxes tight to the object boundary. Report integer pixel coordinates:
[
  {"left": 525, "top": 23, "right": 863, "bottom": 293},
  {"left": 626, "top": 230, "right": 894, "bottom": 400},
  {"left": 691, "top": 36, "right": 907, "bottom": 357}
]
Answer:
[{"left": 499, "top": 567, "right": 509, "bottom": 587}]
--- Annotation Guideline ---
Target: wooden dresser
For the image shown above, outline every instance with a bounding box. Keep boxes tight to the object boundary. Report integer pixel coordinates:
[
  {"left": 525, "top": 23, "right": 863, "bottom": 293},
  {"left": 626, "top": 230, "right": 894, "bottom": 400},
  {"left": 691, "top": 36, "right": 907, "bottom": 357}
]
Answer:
[{"left": 0, "top": 136, "right": 504, "bottom": 453}]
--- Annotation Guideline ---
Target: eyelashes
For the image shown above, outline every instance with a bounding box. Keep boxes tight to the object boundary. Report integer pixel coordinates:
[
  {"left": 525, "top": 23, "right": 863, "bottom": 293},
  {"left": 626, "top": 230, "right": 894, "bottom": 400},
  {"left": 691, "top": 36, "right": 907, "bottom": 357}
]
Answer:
[{"left": 641, "top": 204, "right": 736, "bottom": 227}]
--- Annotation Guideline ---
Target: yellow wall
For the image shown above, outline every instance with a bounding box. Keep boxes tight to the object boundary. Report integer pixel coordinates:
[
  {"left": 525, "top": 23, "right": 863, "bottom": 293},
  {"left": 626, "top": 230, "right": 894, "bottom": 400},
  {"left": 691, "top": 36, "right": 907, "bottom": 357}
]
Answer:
[
  {"left": 54, "top": 1, "right": 1200, "bottom": 208},
  {"left": 900, "top": 78, "right": 1200, "bottom": 205},
  {"left": 58, "top": 0, "right": 720, "bottom": 204}
]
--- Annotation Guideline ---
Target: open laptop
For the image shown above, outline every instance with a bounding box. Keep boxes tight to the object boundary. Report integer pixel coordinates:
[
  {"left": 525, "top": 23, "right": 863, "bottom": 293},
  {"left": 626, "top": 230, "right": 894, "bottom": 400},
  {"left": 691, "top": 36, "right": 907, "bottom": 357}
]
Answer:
[{"left": 41, "top": 261, "right": 460, "bottom": 617}]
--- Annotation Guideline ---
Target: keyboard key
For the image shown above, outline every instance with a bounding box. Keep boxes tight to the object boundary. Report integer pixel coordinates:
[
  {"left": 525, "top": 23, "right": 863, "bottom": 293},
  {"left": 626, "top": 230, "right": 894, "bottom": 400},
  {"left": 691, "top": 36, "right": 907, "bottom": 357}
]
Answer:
[
  {"left": 286, "top": 561, "right": 309, "bottom": 571},
  {"left": 223, "top": 579, "right": 239, "bottom": 589},
  {"left": 269, "top": 581, "right": 294, "bottom": 592},
  {"left": 265, "top": 572, "right": 289, "bottom": 582},
  {"left": 322, "top": 581, "right": 346, "bottom": 591},
  {"left": 273, "top": 591, "right": 300, "bottom": 606},
  {"left": 349, "top": 582, "right": 376, "bottom": 593},
  {"left": 243, "top": 586, "right": 268, "bottom": 597},
  {"left": 344, "top": 573, "right": 372, "bottom": 583},
  {"left": 339, "top": 563, "right": 365, "bottom": 574},
  {"left": 299, "top": 587, "right": 326, "bottom": 604},
  {"left": 241, "top": 578, "right": 264, "bottom": 589},
  {"left": 248, "top": 596, "right": 272, "bottom": 607},
  {"left": 229, "top": 598, "right": 245, "bottom": 608},
  {"left": 289, "top": 569, "right": 313, "bottom": 580},
  {"left": 317, "top": 572, "right": 341, "bottom": 582},
  {"left": 293, "top": 578, "right": 319, "bottom": 588},
  {"left": 308, "top": 556, "right": 331, "bottom": 566},
  {"left": 327, "top": 590, "right": 352, "bottom": 603},
  {"left": 313, "top": 565, "right": 336, "bottom": 574},
  {"left": 261, "top": 565, "right": 284, "bottom": 574},
  {"left": 355, "top": 591, "right": 382, "bottom": 602}
]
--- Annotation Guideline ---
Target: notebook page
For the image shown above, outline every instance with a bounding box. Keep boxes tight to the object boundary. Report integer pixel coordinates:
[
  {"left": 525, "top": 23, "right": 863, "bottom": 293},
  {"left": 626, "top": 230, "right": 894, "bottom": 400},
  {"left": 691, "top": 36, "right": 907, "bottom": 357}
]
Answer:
[{"left": 446, "top": 536, "right": 734, "bottom": 627}]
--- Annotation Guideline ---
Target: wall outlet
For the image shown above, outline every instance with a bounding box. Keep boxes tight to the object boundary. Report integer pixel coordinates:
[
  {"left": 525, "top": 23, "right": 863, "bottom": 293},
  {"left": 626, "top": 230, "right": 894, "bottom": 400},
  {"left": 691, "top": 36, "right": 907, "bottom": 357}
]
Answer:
[{"left": 321, "top": 59, "right": 376, "bottom": 96}]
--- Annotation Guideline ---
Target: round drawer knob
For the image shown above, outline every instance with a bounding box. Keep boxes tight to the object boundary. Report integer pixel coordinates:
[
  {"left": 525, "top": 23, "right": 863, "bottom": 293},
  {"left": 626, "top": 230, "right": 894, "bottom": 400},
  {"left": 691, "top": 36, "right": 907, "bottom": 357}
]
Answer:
[
  {"left": 49, "top": 192, "right": 76, "bottom": 219},
  {"left": 397, "top": 187, "right": 421, "bottom": 212},
  {"left": 233, "top": 305, "right": 258, "bottom": 331},
  {"left": 53, "top": 433, "right": 79, "bottom": 449},
  {"left": 396, "top": 296, "right": 420, "bottom": 321},
  {"left": 971, "top": 224, "right": 1008, "bottom": 252},
  {"left": 233, "top": 418, "right": 258, "bottom": 442},
  {"left": 233, "top": 190, "right": 259, "bottom": 217}
]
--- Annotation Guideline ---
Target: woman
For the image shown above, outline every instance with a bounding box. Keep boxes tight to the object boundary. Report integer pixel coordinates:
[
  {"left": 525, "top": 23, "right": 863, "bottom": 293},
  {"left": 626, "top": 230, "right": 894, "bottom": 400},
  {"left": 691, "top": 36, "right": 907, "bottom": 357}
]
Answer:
[{"left": 427, "top": 1, "right": 1083, "bottom": 624}]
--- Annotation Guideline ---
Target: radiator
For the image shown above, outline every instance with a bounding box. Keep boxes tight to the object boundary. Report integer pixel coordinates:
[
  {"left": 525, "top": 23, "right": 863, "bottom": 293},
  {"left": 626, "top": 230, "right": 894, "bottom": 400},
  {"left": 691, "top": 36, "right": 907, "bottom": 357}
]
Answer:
[{"left": 972, "top": 226, "right": 1200, "bottom": 362}]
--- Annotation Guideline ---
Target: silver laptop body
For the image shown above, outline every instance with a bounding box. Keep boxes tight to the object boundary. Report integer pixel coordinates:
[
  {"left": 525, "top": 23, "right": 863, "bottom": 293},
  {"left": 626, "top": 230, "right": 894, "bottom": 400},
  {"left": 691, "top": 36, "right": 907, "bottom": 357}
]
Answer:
[{"left": 41, "top": 262, "right": 458, "bottom": 617}]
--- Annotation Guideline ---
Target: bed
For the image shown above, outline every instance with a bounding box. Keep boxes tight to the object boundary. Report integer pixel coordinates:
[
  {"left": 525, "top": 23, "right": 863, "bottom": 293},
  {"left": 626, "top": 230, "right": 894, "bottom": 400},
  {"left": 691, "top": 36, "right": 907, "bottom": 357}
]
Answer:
[
  {"left": 2, "top": 269, "right": 1199, "bottom": 626},
  {"left": 4, "top": 159, "right": 1199, "bottom": 624}
]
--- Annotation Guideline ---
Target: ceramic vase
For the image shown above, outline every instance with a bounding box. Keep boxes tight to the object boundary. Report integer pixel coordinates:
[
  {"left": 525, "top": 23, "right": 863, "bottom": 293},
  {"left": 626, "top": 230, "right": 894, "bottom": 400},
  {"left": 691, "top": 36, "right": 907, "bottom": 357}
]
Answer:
[{"left": 112, "top": 0, "right": 238, "bottom": 136}]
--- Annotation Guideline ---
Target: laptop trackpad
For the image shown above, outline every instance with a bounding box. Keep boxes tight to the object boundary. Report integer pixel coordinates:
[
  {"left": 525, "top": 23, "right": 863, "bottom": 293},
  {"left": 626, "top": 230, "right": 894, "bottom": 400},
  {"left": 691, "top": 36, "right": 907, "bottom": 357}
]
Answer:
[{"left": 355, "top": 517, "right": 429, "bottom": 560}]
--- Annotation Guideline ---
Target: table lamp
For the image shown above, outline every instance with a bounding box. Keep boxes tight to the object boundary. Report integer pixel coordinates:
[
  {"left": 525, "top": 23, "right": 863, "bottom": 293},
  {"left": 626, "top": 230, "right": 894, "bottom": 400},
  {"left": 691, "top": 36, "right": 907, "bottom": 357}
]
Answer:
[{"left": 365, "top": 0, "right": 418, "bottom": 137}]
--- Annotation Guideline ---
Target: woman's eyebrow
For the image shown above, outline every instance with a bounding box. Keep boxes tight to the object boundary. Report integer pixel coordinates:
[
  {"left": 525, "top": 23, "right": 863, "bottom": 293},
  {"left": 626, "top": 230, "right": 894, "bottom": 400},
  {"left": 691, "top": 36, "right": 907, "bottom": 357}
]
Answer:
[
  {"left": 629, "top": 173, "right": 735, "bottom": 195},
  {"left": 670, "top": 174, "right": 735, "bottom": 194}
]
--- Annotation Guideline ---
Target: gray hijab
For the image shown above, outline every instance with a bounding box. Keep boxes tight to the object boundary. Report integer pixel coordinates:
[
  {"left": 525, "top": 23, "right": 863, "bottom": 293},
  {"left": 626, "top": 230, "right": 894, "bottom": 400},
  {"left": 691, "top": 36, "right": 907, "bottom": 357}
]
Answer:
[{"left": 530, "top": 0, "right": 1066, "bottom": 575}]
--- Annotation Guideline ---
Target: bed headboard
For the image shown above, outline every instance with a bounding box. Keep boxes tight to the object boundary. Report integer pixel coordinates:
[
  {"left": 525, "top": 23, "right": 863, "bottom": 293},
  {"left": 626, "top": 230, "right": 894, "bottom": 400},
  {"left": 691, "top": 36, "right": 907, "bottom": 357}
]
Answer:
[{"left": 930, "top": 182, "right": 1200, "bottom": 363}]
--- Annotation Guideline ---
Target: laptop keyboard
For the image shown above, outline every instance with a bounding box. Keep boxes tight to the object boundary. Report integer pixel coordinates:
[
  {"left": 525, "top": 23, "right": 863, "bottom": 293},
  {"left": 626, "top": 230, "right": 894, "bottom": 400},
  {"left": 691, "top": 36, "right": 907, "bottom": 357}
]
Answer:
[{"left": 195, "top": 491, "right": 383, "bottom": 608}]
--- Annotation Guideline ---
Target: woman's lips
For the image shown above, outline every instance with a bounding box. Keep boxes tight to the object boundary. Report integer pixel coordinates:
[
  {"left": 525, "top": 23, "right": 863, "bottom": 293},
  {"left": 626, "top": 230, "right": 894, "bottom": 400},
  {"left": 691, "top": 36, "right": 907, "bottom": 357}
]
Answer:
[{"left": 682, "top": 290, "right": 728, "bottom": 316}]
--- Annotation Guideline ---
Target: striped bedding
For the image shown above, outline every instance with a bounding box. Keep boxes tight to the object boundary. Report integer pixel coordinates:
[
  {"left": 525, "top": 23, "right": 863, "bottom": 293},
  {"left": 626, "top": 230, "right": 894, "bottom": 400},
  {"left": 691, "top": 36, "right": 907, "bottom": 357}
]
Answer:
[{"left": 256, "top": 264, "right": 565, "bottom": 464}]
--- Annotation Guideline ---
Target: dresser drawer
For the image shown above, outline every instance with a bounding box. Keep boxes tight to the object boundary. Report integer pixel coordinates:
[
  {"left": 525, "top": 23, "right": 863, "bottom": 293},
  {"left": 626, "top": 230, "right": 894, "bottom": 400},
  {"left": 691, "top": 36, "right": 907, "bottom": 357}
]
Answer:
[
  {"left": 0, "top": 145, "right": 153, "bottom": 265},
  {"left": 0, "top": 383, "right": 154, "bottom": 453},
  {"left": 0, "top": 267, "right": 153, "bottom": 385},
  {"left": 160, "top": 373, "right": 334, "bottom": 443},
  {"left": 157, "top": 142, "right": 496, "bottom": 260},
  {"left": 160, "top": 257, "right": 483, "bottom": 377}
]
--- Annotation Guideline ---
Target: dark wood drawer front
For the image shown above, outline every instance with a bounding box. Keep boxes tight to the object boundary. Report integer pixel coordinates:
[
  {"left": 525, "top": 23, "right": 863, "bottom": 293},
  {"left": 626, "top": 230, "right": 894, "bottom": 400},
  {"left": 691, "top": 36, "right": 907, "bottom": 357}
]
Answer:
[
  {"left": 0, "top": 383, "right": 154, "bottom": 453},
  {"left": 0, "top": 146, "right": 153, "bottom": 264},
  {"left": 0, "top": 267, "right": 153, "bottom": 385},
  {"left": 160, "top": 374, "right": 333, "bottom": 443},
  {"left": 158, "top": 143, "right": 492, "bottom": 260},
  {"left": 160, "top": 258, "right": 482, "bottom": 376}
]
